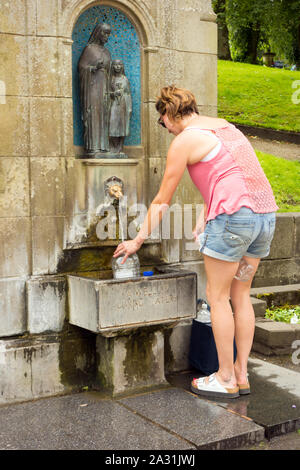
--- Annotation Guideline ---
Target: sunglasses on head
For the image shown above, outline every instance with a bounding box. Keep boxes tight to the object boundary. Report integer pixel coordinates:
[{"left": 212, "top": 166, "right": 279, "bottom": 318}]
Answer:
[{"left": 157, "top": 116, "right": 166, "bottom": 128}]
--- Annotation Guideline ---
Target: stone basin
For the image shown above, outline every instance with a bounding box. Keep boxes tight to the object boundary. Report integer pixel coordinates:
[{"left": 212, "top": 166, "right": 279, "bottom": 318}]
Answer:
[{"left": 67, "top": 268, "right": 197, "bottom": 337}]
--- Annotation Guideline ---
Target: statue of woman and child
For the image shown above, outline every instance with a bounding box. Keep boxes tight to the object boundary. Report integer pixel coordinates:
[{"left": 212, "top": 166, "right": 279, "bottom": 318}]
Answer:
[{"left": 78, "top": 23, "right": 132, "bottom": 158}]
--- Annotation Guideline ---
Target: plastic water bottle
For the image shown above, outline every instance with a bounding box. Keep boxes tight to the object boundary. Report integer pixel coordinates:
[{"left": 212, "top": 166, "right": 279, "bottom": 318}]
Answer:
[
  {"left": 290, "top": 312, "right": 299, "bottom": 324},
  {"left": 112, "top": 253, "right": 140, "bottom": 280},
  {"left": 234, "top": 259, "right": 254, "bottom": 281},
  {"left": 195, "top": 302, "right": 211, "bottom": 324}
]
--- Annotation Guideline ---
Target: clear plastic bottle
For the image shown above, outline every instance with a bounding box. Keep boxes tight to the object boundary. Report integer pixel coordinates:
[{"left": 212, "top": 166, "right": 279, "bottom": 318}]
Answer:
[
  {"left": 290, "top": 312, "right": 299, "bottom": 324},
  {"left": 234, "top": 259, "right": 254, "bottom": 282},
  {"left": 112, "top": 253, "right": 140, "bottom": 280},
  {"left": 195, "top": 302, "right": 211, "bottom": 324}
]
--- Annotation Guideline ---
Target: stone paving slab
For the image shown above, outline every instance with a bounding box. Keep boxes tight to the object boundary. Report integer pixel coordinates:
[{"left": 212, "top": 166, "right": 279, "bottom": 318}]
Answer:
[
  {"left": 167, "top": 357, "right": 300, "bottom": 441},
  {"left": 0, "top": 393, "right": 193, "bottom": 450},
  {"left": 119, "top": 388, "right": 264, "bottom": 450}
]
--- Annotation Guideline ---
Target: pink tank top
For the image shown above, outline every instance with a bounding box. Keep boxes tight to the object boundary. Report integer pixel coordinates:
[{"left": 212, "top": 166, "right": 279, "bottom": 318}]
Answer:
[{"left": 186, "top": 123, "right": 279, "bottom": 222}]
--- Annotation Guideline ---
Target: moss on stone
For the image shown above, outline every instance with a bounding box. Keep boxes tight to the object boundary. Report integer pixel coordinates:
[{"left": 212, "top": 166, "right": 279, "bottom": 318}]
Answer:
[
  {"left": 58, "top": 325, "right": 96, "bottom": 389},
  {"left": 123, "top": 329, "right": 157, "bottom": 388}
]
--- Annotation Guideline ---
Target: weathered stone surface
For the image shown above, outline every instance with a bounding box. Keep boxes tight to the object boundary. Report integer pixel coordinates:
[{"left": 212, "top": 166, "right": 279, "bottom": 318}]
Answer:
[
  {"left": 0, "top": 277, "right": 26, "bottom": 337},
  {"left": 161, "top": 238, "right": 180, "bottom": 264},
  {"left": 30, "top": 157, "right": 65, "bottom": 216},
  {"left": 148, "top": 157, "right": 163, "bottom": 200},
  {"left": 250, "top": 296, "right": 267, "bottom": 318},
  {"left": 27, "top": 276, "right": 67, "bottom": 334},
  {"left": 36, "top": 0, "right": 58, "bottom": 36},
  {"left": 30, "top": 98, "right": 61, "bottom": 157},
  {"left": 28, "top": 37, "right": 60, "bottom": 97},
  {"left": 58, "top": 40, "right": 73, "bottom": 98},
  {"left": 0, "top": 157, "right": 29, "bottom": 217},
  {"left": 253, "top": 258, "right": 300, "bottom": 287},
  {"left": 0, "top": 97, "right": 29, "bottom": 156},
  {"left": 0, "top": 217, "right": 31, "bottom": 277},
  {"left": 65, "top": 159, "right": 139, "bottom": 216},
  {"left": 96, "top": 329, "right": 167, "bottom": 396},
  {"left": 0, "top": 331, "right": 96, "bottom": 405},
  {"left": 64, "top": 159, "right": 141, "bottom": 248},
  {"left": 161, "top": 261, "right": 207, "bottom": 302},
  {"left": 198, "top": 104, "right": 218, "bottom": 117},
  {"left": 68, "top": 271, "right": 197, "bottom": 334},
  {"left": 253, "top": 319, "right": 300, "bottom": 355},
  {"left": 0, "top": 337, "right": 64, "bottom": 405},
  {"left": 267, "top": 213, "right": 295, "bottom": 260},
  {"left": 181, "top": 52, "right": 217, "bottom": 106},
  {"left": 61, "top": 98, "right": 74, "bottom": 156},
  {"left": 0, "top": 0, "right": 35, "bottom": 35},
  {"left": 176, "top": 0, "right": 216, "bottom": 22},
  {"left": 294, "top": 213, "right": 300, "bottom": 257},
  {"left": 164, "top": 320, "right": 192, "bottom": 373},
  {"left": 0, "top": 34, "right": 28, "bottom": 96},
  {"left": 145, "top": 48, "right": 161, "bottom": 102},
  {"left": 251, "top": 284, "right": 300, "bottom": 307},
  {"left": 176, "top": 16, "right": 217, "bottom": 54},
  {"left": 145, "top": 102, "right": 169, "bottom": 158},
  {"left": 32, "top": 216, "right": 64, "bottom": 275}
]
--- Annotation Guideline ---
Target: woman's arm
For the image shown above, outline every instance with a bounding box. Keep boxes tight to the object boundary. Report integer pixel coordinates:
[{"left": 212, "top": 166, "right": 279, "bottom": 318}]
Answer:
[{"left": 113, "top": 137, "right": 188, "bottom": 262}]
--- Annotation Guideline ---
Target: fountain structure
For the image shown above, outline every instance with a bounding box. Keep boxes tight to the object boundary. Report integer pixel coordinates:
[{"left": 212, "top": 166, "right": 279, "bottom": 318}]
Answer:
[
  {"left": 67, "top": 176, "right": 197, "bottom": 395},
  {"left": 0, "top": 0, "right": 219, "bottom": 404}
]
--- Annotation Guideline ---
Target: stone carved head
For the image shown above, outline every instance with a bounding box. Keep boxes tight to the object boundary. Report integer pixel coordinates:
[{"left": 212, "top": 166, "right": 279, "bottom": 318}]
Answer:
[
  {"left": 111, "top": 59, "right": 125, "bottom": 75},
  {"left": 88, "top": 23, "right": 111, "bottom": 46}
]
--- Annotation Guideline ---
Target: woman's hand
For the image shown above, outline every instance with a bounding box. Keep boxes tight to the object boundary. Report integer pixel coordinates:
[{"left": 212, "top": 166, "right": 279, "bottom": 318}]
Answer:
[
  {"left": 113, "top": 239, "right": 142, "bottom": 264},
  {"left": 192, "top": 225, "right": 204, "bottom": 241},
  {"left": 192, "top": 203, "right": 207, "bottom": 240}
]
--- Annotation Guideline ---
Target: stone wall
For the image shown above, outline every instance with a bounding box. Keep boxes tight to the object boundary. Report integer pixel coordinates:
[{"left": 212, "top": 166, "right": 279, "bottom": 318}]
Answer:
[
  {"left": 0, "top": 0, "right": 217, "bottom": 336},
  {"left": 0, "top": 0, "right": 217, "bottom": 404}
]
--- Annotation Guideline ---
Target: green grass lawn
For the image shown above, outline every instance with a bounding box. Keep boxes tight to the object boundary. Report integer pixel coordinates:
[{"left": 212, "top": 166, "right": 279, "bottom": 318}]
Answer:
[
  {"left": 256, "top": 151, "right": 300, "bottom": 212},
  {"left": 218, "top": 60, "right": 300, "bottom": 132}
]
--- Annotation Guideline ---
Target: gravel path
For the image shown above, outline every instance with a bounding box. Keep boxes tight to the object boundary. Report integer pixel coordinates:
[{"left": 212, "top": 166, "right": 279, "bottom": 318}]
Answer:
[{"left": 247, "top": 135, "right": 300, "bottom": 161}]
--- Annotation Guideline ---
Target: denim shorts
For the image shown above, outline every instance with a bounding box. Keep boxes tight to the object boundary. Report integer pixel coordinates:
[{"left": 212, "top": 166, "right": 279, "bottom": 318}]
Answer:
[{"left": 197, "top": 206, "right": 276, "bottom": 262}]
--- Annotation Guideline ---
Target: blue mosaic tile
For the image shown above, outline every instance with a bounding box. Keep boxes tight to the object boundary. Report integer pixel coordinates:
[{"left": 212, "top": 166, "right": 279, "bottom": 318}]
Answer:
[{"left": 72, "top": 5, "right": 141, "bottom": 146}]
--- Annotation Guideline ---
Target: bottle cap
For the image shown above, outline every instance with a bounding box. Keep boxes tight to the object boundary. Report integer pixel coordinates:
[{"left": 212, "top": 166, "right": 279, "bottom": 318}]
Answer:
[{"left": 143, "top": 271, "right": 154, "bottom": 277}]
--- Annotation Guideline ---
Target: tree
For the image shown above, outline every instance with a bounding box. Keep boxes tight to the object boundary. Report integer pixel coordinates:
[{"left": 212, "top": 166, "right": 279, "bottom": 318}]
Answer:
[
  {"left": 268, "top": 0, "right": 300, "bottom": 66},
  {"left": 225, "top": 0, "right": 270, "bottom": 64},
  {"left": 212, "top": 0, "right": 231, "bottom": 60},
  {"left": 217, "top": 0, "right": 300, "bottom": 65}
]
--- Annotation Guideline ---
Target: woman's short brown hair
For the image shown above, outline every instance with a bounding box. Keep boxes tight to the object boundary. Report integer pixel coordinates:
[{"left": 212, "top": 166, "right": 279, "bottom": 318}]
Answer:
[{"left": 155, "top": 85, "right": 199, "bottom": 120}]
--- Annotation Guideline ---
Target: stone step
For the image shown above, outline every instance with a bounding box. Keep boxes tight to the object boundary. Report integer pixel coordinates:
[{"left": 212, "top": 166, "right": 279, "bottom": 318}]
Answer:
[
  {"left": 250, "top": 284, "right": 300, "bottom": 356},
  {"left": 251, "top": 296, "right": 267, "bottom": 318},
  {"left": 251, "top": 284, "right": 300, "bottom": 307},
  {"left": 253, "top": 318, "right": 300, "bottom": 356}
]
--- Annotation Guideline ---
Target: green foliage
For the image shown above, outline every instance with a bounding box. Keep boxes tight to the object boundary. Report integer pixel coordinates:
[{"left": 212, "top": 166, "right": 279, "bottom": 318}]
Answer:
[
  {"left": 214, "top": 0, "right": 300, "bottom": 65},
  {"left": 257, "top": 151, "right": 300, "bottom": 212},
  {"left": 267, "top": 0, "right": 300, "bottom": 65},
  {"left": 218, "top": 60, "right": 300, "bottom": 132},
  {"left": 265, "top": 305, "right": 300, "bottom": 323},
  {"left": 224, "top": 0, "right": 270, "bottom": 63}
]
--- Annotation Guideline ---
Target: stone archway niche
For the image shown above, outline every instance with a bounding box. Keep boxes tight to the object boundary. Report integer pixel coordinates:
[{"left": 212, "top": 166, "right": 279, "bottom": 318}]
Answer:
[{"left": 72, "top": 4, "right": 142, "bottom": 154}]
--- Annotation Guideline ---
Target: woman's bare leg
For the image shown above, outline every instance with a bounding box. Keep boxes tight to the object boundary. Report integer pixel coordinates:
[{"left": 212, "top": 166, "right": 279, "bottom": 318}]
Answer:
[
  {"left": 230, "top": 256, "right": 261, "bottom": 385},
  {"left": 204, "top": 255, "right": 240, "bottom": 388}
]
